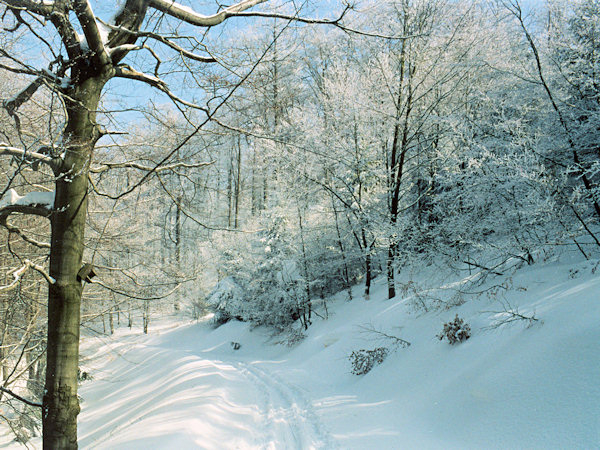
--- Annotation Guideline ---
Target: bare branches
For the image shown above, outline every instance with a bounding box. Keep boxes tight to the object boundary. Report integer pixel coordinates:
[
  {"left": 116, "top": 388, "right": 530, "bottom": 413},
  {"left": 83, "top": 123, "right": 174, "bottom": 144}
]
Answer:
[
  {"left": 0, "top": 215, "right": 50, "bottom": 249},
  {"left": 483, "top": 299, "right": 541, "bottom": 329},
  {"left": 0, "top": 143, "right": 59, "bottom": 171},
  {"left": 0, "top": 259, "right": 54, "bottom": 291},
  {"left": 89, "top": 278, "right": 181, "bottom": 301},
  {"left": 358, "top": 324, "right": 411, "bottom": 348},
  {"left": 96, "top": 19, "right": 216, "bottom": 63},
  {"left": 234, "top": 11, "right": 410, "bottom": 40},
  {"left": 0, "top": 386, "right": 42, "bottom": 408}
]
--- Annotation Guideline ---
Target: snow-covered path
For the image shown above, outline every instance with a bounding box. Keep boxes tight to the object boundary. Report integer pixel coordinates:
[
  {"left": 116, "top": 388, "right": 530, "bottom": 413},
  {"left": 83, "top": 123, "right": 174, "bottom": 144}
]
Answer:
[
  {"left": 77, "top": 322, "right": 334, "bottom": 449},
  {"left": 237, "top": 362, "right": 336, "bottom": 449}
]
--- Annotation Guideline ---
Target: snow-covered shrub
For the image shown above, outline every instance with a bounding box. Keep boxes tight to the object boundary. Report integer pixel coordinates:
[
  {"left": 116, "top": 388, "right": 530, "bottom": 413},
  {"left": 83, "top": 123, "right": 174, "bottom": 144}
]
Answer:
[
  {"left": 348, "top": 347, "right": 389, "bottom": 375},
  {"left": 204, "top": 276, "right": 245, "bottom": 325},
  {"left": 274, "top": 327, "right": 307, "bottom": 347},
  {"left": 208, "top": 216, "right": 308, "bottom": 331},
  {"left": 437, "top": 315, "right": 471, "bottom": 344}
]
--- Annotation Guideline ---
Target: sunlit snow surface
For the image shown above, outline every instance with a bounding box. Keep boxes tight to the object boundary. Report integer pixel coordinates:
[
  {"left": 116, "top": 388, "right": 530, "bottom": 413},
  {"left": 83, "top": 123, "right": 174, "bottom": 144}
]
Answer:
[{"left": 2, "top": 252, "right": 599, "bottom": 449}]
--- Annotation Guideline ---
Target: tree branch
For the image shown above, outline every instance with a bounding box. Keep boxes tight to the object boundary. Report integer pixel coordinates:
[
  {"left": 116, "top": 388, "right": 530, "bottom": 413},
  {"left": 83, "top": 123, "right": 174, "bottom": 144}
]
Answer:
[
  {"left": 0, "top": 143, "right": 60, "bottom": 171},
  {"left": 149, "top": 0, "right": 268, "bottom": 27},
  {"left": 89, "top": 278, "right": 181, "bottom": 301},
  {"left": 0, "top": 259, "right": 54, "bottom": 291},
  {"left": 72, "top": 0, "right": 110, "bottom": 66},
  {"left": 234, "top": 11, "right": 414, "bottom": 39},
  {"left": 97, "top": 18, "right": 216, "bottom": 63},
  {"left": 1, "top": 0, "right": 59, "bottom": 17},
  {"left": 3, "top": 76, "right": 44, "bottom": 115},
  {"left": 90, "top": 159, "right": 214, "bottom": 174},
  {"left": 0, "top": 386, "right": 42, "bottom": 408},
  {"left": 0, "top": 215, "right": 51, "bottom": 249}
]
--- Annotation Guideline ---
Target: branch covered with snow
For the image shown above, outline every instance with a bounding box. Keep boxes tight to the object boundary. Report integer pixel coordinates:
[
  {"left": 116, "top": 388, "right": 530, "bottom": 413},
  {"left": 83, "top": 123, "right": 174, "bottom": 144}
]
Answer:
[
  {"left": 90, "top": 159, "right": 214, "bottom": 174},
  {"left": 114, "top": 66, "right": 208, "bottom": 111},
  {"left": 0, "top": 143, "right": 59, "bottom": 170},
  {"left": 0, "top": 188, "right": 55, "bottom": 220},
  {"left": 73, "top": 0, "right": 110, "bottom": 65},
  {"left": 2, "top": 0, "right": 59, "bottom": 16},
  {"left": 0, "top": 259, "right": 55, "bottom": 291},
  {"left": 149, "top": 0, "right": 268, "bottom": 27}
]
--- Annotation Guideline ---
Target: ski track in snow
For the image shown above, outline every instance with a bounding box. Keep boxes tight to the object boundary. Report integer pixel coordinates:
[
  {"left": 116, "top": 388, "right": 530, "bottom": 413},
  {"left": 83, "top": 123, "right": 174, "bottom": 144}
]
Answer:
[
  {"left": 78, "top": 333, "right": 336, "bottom": 450},
  {"left": 238, "top": 362, "right": 337, "bottom": 450}
]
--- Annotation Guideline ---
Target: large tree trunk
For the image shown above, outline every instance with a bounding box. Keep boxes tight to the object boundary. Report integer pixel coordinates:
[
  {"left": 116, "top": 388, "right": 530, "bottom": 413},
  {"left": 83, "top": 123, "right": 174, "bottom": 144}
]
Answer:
[{"left": 43, "top": 77, "right": 105, "bottom": 450}]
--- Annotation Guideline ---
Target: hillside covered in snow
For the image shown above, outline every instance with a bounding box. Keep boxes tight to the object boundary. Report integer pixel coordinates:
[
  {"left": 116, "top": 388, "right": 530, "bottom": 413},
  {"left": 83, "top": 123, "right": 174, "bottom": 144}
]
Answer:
[{"left": 3, "top": 250, "right": 597, "bottom": 449}]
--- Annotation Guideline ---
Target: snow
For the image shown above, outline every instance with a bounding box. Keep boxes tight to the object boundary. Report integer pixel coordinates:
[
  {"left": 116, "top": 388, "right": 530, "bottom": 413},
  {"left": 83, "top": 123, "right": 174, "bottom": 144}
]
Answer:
[
  {"left": 2, "top": 252, "right": 599, "bottom": 449},
  {"left": 277, "top": 259, "right": 301, "bottom": 283},
  {"left": 40, "top": 68, "right": 71, "bottom": 89},
  {"left": 158, "top": 1, "right": 211, "bottom": 20},
  {"left": 78, "top": 32, "right": 89, "bottom": 52},
  {"left": 0, "top": 189, "right": 55, "bottom": 209},
  {"left": 0, "top": 189, "right": 21, "bottom": 208}
]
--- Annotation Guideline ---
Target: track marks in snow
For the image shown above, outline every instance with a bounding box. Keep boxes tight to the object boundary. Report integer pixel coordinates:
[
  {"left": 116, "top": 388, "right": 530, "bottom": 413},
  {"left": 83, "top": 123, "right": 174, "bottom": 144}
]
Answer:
[
  {"left": 78, "top": 329, "right": 336, "bottom": 450},
  {"left": 238, "top": 362, "right": 337, "bottom": 450}
]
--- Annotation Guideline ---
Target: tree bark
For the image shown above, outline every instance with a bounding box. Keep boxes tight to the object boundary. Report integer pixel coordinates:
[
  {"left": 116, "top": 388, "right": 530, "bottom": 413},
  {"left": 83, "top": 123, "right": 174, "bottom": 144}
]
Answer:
[
  {"left": 43, "top": 76, "right": 106, "bottom": 450},
  {"left": 362, "top": 229, "right": 372, "bottom": 297}
]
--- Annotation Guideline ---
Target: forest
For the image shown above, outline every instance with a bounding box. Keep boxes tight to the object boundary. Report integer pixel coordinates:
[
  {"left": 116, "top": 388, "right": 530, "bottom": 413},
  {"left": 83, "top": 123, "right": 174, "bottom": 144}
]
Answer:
[{"left": 0, "top": 0, "right": 599, "bottom": 448}]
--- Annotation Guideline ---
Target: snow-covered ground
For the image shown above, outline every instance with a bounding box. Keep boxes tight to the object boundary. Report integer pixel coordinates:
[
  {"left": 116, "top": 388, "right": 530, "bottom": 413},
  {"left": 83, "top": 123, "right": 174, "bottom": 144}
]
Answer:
[{"left": 2, "top": 251, "right": 599, "bottom": 449}]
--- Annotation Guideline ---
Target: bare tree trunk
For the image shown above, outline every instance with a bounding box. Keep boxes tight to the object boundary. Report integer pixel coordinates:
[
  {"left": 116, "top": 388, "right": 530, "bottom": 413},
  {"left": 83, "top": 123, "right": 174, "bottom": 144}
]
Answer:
[
  {"left": 332, "top": 199, "right": 352, "bottom": 301},
  {"left": 362, "top": 229, "right": 372, "bottom": 298},
  {"left": 234, "top": 136, "right": 242, "bottom": 229},
  {"left": 43, "top": 76, "right": 105, "bottom": 450},
  {"left": 143, "top": 301, "right": 149, "bottom": 334},
  {"left": 128, "top": 303, "right": 133, "bottom": 329},
  {"left": 174, "top": 195, "right": 182, "bottom": 311},
  {"left": 227, "top": 148, "right": 233, "bottom": 227},
  {"left": 387, "top": 246, "right": 396, "bottom": 299},
  {"left": 109, "top": 309, "right": 114, "bottom": 335},
  {"left": 297, "top": 206, "right": 311, "bottom": 327},
  {"left": 251, "top": 146, "right": 257, "bottom": 215},
  {"left": 0, "top": 293, "right": 7, "bottom": 382}
]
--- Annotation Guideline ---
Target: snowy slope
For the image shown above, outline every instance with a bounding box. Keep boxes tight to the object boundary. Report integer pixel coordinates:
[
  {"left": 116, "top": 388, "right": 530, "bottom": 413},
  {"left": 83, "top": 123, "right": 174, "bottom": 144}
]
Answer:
[{"left": 2, "top": 253, "right": 599, "bottom": 449}]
